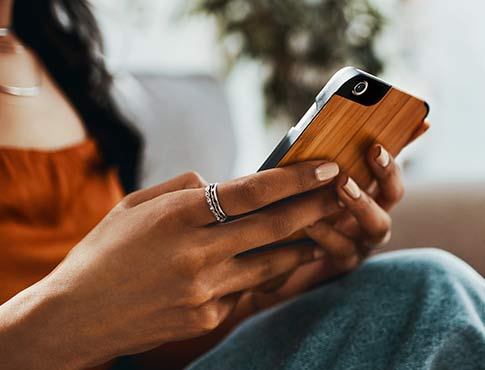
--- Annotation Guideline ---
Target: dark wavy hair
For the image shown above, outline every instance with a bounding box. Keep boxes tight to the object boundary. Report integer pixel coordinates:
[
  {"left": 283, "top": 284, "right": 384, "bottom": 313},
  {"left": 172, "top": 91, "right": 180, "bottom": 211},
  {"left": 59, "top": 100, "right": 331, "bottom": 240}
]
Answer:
[{"left": 12, "top": 0, "right": 142, "bottom": 193}]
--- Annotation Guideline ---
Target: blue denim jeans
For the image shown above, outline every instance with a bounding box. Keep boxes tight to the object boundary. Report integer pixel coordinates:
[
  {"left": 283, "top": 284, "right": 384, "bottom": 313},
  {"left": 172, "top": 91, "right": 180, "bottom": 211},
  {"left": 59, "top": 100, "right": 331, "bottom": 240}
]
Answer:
[{"left": 187, "top": 249, "right": 485, "bottom": 370}]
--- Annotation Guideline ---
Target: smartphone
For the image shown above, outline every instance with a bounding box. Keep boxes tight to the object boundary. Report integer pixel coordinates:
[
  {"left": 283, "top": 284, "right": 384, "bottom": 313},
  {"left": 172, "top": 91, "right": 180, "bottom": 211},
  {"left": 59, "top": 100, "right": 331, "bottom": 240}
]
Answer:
[{"left": 259, "top": 66, "right": 430, "bottom": 189}]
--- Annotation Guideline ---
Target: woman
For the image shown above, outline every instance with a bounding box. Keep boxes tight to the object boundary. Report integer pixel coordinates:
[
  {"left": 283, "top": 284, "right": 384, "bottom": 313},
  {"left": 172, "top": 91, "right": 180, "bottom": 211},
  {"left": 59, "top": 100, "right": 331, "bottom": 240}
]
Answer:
[{"left": 0, "top": 1, "right": 484, "bottom": 370}]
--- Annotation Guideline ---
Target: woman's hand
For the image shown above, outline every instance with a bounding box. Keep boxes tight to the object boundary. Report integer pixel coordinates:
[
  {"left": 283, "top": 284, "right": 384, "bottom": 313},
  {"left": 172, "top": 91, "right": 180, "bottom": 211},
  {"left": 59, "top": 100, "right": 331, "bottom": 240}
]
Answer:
[
  {"left": 252, "top": 144, "right": 404, "bottom": 309},
  {"left": 311, "top": 144, "right": 402, "bottom": 260},
  {"left": 0, "top": 161, "right": 342, "bottom": 370}
]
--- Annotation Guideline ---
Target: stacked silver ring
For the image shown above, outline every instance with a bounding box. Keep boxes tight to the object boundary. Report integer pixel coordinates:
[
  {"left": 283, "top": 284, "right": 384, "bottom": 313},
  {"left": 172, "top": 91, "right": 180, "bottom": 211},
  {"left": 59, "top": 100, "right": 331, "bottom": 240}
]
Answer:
[{"left": 205, "top": 183, "right": 228, "bottom": 223}]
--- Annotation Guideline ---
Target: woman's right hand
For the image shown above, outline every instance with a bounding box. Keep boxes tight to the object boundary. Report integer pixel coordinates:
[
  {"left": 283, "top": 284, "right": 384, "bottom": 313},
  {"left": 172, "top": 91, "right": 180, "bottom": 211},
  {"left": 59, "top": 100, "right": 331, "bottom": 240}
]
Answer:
[{"left": 0, "top": 161, "right": 341, "bottom": 370}]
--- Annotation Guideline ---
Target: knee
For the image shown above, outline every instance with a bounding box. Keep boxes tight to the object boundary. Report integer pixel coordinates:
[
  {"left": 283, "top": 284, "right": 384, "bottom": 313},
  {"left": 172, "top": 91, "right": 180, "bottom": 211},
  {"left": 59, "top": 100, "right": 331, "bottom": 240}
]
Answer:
[
  {"left": 371, "top": 248, "right": 472, "bottom": 275},
  {"left": 361, "top": 248, "right": 483, "bottom": 292}
]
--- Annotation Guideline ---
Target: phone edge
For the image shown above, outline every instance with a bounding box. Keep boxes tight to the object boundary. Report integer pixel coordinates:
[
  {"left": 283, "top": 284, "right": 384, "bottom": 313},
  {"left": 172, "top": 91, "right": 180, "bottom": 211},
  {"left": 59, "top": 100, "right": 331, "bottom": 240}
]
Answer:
[{"left": 259, "top": 67, "right": 363, "bottom": 171}]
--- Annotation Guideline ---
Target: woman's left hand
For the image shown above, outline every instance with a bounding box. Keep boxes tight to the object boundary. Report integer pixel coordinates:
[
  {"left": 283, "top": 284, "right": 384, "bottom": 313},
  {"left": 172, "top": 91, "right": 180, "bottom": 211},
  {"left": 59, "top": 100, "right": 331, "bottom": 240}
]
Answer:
[{"left": 252, "top": 143, "right": 404, "bottom": 309}]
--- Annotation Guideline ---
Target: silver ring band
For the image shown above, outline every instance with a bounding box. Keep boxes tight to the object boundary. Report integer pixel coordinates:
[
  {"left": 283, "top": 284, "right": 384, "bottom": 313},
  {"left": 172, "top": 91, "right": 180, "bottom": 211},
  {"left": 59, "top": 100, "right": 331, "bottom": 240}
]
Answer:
[
  {"left": 205, "top": 183, "right": 228, "bottom": 223},
  {"left": 0, "top": 28, "right": 10, "bottom": 37}
]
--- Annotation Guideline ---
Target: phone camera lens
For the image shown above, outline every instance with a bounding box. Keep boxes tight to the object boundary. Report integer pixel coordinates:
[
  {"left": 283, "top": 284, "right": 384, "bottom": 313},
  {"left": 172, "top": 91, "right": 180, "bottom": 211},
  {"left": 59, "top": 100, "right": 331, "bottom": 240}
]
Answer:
[{"left": 352, "top": 81, "right": 369, "bottom": 96}]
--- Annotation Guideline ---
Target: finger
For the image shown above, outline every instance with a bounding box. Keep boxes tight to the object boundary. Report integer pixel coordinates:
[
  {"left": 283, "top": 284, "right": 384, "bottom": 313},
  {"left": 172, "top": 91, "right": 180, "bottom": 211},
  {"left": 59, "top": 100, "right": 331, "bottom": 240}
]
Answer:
[
  {"left": 336, "top": 175, "right": 392, "bottom": 246},
  {"left": 215, "top": 188, "right": 340, "bottom": 257},
  {"left": 252, "top": 271, "right": 294, "bottom": 293},
  {"left": 192, "top": 293, "right": 241, "bottom": 333},
  {"left": 333, "top": 213, "right": 361, "bottom": 239},
  {"left": 189, "top": 161, "right": 340, "bottom": 225},
  {"left": 331, "top": 212, "right": 382, "bottom": 258},
  {"left": 217, "top": 242, "right": 325, "bottom": 296},
  {"left": 367, "top": 144, "right": 404, "bottom": 211},
  {"left": 332, "top": 217, "right": 377, "bottom": 259},
  {"left": 123, "top": 171, "right": 208, "bottom": 208},
  {"left": 251, "top": 261, "right": 333, "bottom": 310},
  {"left": 406, "top": 119, "right": 430, "bottom": 146},
  {"left": 216, "top": 293, "right": 241, "bottom": 324},
  {"left": 305, "top": 220, "right": 359, "bottom": 268}
]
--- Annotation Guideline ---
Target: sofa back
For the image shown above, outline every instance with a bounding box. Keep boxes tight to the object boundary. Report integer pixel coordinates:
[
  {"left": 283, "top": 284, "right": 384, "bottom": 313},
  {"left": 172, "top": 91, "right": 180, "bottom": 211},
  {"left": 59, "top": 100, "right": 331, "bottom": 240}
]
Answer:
[{"left": 390, "top": 183, "right": 485, "bottom": 276}]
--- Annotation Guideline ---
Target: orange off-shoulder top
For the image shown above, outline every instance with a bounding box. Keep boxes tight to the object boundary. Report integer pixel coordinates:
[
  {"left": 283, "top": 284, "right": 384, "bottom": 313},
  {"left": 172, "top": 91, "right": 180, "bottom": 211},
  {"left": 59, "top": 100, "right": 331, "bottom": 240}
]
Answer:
[{"left": 0, "top": 138, "right": 124, "bottom": 370}]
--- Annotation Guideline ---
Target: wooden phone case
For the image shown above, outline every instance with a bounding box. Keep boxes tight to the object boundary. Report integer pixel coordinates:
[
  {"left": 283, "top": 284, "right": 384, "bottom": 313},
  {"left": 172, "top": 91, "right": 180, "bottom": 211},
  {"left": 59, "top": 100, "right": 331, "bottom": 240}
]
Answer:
[
  {"left": 257, "top": 67, "right": 429, "bottom": 246},
  {"left": 260, "top": 67, "right": 429, "bottom": 189}
]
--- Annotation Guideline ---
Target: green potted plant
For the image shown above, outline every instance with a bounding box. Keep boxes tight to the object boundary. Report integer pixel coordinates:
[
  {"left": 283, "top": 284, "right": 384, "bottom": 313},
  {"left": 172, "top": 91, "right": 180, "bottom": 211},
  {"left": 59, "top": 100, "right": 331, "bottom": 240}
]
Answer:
[{"left": 191, "top": 0, "right": 384, "bottom": 125}]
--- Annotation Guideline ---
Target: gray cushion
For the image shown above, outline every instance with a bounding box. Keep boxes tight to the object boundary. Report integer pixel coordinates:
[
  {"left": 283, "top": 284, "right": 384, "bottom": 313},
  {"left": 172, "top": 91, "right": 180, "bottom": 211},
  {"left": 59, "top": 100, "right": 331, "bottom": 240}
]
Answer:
[{"left": 113, "top": 72, "right": 237, "bottom": 188}]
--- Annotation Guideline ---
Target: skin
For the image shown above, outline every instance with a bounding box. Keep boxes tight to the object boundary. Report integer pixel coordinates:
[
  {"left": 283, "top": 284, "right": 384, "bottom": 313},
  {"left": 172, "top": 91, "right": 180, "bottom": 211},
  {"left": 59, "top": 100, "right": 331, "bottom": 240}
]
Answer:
[
  {"left": 0, "top": 0, "right": 87, "bottom": 150},
  {"left": 0, "top": 162, "right": 397, "bottom": 370},
  {"left": 0, "top": 0, "right": 11, "bottom": 28},
  {"left": 133, "top": 146, "right": 408, "bottom": 370},
  {"left": 0, "top": 1, "right": 424, "bottom": 369}
]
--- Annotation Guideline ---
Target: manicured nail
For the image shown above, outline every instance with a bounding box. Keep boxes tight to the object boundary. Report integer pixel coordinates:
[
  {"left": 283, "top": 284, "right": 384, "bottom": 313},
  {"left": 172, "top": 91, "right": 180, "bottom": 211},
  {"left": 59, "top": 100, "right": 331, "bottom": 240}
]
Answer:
[
  {"left": 343, "top": 177, "right": 361, "bottom": 200},
  {"left": 376, "top": 231, "right": 392, "bottom": 247},
  {"left": 375, "top": 145, "right": 390, "bottom": 168},
  {"left": 315, "top": 162, "right": 339, "bottom": 182},
  {"left": 338, "top": 200, "right": 346, "bottom": 208},
  {"left": 314, "top": 247, "right": 326, "bottom": 260}
]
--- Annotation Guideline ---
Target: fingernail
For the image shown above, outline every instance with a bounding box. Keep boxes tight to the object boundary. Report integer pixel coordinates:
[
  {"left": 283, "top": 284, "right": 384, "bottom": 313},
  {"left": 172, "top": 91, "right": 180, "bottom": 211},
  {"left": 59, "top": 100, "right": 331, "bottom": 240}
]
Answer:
[
  {"left": 315, "top": 163, "right": 339, "bottom": 182},
  {"left": 375, "top": 145, "right": 390, "bottom": 168},
  {"left": 313, "top": 247, "right": 326, "bottom": 260},
  {"left": 343, "top": 177, "right": 361, "bottom": 200},
  {"left": 338, "top": 200, "right": 346, "bottom": 208},
  {"left": 376, "top": 231, "right": 392, "bottom": 247}
]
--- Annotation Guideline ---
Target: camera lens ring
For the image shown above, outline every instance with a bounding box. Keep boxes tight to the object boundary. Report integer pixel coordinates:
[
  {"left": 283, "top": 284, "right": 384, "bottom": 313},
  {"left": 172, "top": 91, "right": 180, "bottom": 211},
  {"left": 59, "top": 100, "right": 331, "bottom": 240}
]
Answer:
[{"left": 352, "top": 81, "right": 369, "bottom": 96}]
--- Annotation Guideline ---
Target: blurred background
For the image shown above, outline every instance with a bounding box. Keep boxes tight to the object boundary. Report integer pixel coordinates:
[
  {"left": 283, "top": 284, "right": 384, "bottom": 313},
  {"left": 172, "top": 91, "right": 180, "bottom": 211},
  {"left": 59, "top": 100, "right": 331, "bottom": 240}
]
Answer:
[
  {"left": 90, "top": 0, "right": 485, "bottom": 274},
  {"left": 93, "top": 0, "right": 485, "bottom": 182}
]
